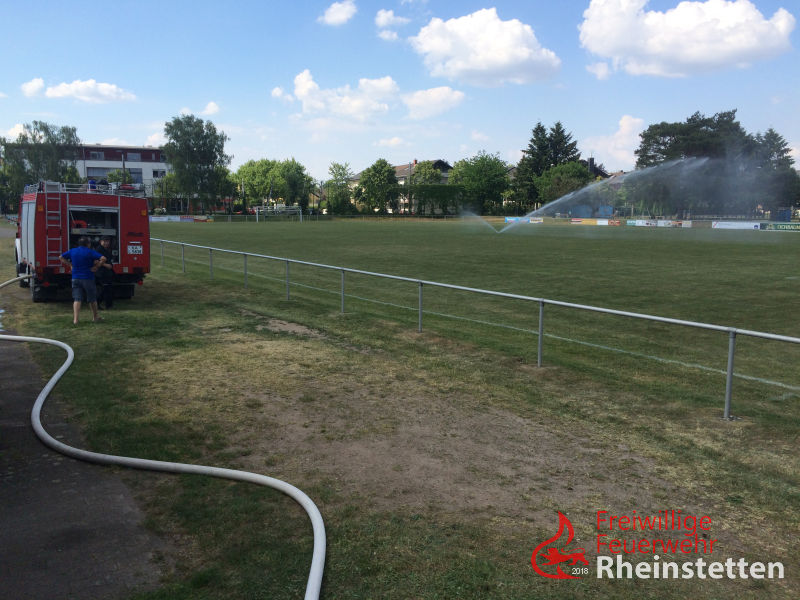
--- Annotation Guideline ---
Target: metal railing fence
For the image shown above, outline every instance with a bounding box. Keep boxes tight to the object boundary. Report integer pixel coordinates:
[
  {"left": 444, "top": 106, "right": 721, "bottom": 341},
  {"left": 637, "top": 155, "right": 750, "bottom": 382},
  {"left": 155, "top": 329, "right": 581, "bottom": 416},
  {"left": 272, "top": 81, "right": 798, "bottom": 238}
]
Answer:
[{"left": 152, "top": 238, "right": 800, "bottom": 419}]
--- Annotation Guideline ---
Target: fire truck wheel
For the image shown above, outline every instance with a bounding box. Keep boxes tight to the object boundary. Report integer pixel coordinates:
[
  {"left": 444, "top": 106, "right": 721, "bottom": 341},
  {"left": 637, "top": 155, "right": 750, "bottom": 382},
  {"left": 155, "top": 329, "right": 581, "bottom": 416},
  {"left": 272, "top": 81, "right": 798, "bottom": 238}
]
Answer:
[
  {"left": 30, "top": 280, "right": 45, "bottom": 303},
  {"left": 16, "top": 256, "right": 30, "bottom": 288}
]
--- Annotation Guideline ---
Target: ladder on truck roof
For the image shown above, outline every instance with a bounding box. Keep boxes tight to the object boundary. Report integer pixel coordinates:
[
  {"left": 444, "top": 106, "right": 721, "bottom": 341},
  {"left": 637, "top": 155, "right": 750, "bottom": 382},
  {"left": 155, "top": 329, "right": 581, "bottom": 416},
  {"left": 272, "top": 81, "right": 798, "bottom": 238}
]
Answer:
[{"left": 44, "top": 181, "right": 63, "bottom": 266}]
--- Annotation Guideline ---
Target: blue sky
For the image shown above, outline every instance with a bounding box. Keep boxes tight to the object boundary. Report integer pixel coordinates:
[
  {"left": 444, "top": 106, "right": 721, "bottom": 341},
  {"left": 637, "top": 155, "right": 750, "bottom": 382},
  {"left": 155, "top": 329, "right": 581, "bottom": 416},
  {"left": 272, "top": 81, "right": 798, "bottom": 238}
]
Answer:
[{"left": 1, "top": 0, "right": 797, "bottom": 180}]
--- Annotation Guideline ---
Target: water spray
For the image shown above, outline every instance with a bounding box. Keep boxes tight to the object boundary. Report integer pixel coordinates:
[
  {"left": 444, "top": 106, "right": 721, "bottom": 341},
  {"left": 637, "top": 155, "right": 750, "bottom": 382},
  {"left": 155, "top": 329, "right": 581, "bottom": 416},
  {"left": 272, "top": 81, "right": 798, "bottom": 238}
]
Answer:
[{"left": 499, "top": 157, "right": 715, "bottom": 234}]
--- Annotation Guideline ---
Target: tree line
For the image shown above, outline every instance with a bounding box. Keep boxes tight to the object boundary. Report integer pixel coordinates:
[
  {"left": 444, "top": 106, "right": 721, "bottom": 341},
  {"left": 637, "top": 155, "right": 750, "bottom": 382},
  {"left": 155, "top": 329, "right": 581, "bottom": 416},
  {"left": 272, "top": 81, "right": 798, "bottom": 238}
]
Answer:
[{"left": 1, "top": 110, "right": 797, "bottom": 217}]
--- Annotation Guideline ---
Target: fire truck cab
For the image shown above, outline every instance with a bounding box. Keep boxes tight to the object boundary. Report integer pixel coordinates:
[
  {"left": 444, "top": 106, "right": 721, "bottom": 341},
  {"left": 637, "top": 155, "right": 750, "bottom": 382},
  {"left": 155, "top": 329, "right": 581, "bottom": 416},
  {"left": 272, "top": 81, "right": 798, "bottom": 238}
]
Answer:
[{"left": 15, "top": 181, "right": 150, "bottom": 302}]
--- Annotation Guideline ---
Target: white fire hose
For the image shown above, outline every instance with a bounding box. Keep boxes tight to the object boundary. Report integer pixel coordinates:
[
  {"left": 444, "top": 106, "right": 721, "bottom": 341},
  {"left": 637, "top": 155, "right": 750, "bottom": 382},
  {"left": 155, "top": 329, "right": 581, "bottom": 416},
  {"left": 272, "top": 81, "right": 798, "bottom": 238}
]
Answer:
[{"left": 0, "top": 275, "right": 326, "bottom": 599}]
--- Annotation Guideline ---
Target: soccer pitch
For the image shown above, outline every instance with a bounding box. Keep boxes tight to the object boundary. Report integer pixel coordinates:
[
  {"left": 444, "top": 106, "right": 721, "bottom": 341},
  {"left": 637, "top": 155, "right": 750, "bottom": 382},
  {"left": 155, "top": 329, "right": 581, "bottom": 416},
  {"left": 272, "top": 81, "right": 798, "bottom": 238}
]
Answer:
[
  {"left": 5, "top": 217, "right": 798, "bottom": 598},
  {"left": 152, "top": 218, "right": 800, "bottom": 405}
]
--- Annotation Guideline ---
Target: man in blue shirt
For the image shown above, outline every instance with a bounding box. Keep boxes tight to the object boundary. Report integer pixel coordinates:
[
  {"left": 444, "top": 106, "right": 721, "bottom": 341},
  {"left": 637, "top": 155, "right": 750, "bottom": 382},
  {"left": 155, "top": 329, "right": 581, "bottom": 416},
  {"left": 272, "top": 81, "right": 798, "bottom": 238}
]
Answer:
[{"left": 60, "top": 237, "right": 106, "bottom": 324}]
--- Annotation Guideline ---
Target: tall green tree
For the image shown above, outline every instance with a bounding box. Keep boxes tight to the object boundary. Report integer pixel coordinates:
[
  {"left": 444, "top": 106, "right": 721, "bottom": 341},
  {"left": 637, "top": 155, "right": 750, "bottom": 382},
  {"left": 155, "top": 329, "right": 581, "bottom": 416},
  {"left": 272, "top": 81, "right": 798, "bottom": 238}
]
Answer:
[
  {"left": 547, "top": 121, "right": 581, "bottom": 166},
  {"left": 214, "top": 166, "right": 237, "bottom": 208},
  {"left": 755, "top": 128, "right": 794, "bottom": 171},
  {"left": 0, "top": 167, "right": 14, "bottom": 214},
  {"left": 408, "top": 160, "right": 443, "bottom": 214},
  {"left": 162, "top": 115, "right": 231, "bottom": 212},
  {"left": 236, "top": 159, "right": 280, "bottom": 208},
  {"left": 635, "top": 110, "right": 752, "bottom": 167},
  {"left": 534, "top": 161, "right": 592, "bottom": 206},
  {"left": 280, "top": 158, "right": 314, "bottom": 212},
  {"left": 449, "top": 151, "right": 509, "bottom": 214},
  {"left": 0, "top": 121, "right": 82, "bottom": 197},
  {"left": 325, "top": 162, "right": 355, "bottom": 215},
  {"left": 514, "top": 121, "right": 581, "bottom": 211},
  {"left": 633, "top": 110, "right": 799, "bottom": 215},
  {"left": 358, "top": 159, "right": 399, "bottom": 213}
]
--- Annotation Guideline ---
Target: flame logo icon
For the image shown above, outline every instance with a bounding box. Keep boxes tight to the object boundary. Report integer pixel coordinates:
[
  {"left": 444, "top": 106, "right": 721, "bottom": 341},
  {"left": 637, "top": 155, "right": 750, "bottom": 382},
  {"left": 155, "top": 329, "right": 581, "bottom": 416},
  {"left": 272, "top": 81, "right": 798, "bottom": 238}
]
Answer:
[{"left": 531, "top": 512, "right": 588, "bottom": 579}]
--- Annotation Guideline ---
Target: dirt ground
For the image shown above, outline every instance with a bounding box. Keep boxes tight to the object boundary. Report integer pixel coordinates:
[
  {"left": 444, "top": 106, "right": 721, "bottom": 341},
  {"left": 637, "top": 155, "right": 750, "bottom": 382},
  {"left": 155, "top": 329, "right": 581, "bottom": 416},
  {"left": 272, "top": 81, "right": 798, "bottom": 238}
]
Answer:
[{"left": 137, "top": 310, "right": 737, "bottom": 561}]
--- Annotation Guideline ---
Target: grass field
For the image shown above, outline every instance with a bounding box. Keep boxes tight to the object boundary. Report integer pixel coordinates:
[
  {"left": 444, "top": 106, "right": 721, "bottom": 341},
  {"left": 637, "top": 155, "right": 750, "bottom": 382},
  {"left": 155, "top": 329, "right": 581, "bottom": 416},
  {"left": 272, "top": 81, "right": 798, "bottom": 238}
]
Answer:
[{"left": 2, "top": 218, "right": 798, "bottom": 599}]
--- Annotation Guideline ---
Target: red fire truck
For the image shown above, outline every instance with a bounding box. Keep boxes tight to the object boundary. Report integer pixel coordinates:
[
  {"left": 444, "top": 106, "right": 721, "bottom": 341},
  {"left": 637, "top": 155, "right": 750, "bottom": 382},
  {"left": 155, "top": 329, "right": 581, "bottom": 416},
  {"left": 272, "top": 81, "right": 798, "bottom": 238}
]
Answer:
[{"left": 15, "top": 181, "right": 150, "bottom": 302}]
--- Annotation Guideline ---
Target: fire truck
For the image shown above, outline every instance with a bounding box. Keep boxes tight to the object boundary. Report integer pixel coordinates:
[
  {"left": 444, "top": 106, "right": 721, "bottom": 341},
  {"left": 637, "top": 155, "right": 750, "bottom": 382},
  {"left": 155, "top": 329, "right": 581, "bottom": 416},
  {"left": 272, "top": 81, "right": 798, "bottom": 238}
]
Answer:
[{"left": 15, "top": 181, "right": 150, "bottom": 302}]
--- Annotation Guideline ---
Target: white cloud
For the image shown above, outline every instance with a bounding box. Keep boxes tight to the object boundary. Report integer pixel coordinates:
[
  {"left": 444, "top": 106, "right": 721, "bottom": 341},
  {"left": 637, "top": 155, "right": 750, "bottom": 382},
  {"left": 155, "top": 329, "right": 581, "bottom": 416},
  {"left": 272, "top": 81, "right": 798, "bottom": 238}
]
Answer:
[
  {"left": 147, "top": 132, "right": 167, "bottom": 146},
  {"left": 44, "top": 79, "right": 136, "bottom": 103},
  {"left": 378, "top": 29, "right": 399, "bottom": 41},
  {"left": 586, "top": 62, "right": 611, "bottom": 81},
  {"left": 292, "top": 69, "right": 398, "bottom": 121},
  {"left": 375, "top": 136, "right": 405, "bottom": 147},
  {"left": 790, "top": 145, "right": 800, "bottom": 163},
  {"left": 471, "top": 130, "right": 489, "bottom": 142},
  {"left": 6, "top": 123, "right": 25, "bottom": 139},
  {"left": 318, "top": 0, "right": 357, "bottom": 26},
  {"left": 409, "top": 8, "right": 560, "bottom": 86},
  {"left": 402, "top": 86, "right": 464, "bottom": 120},
  {"left": 0, "top": 91, "right": 7, "bottom": 99},
  {"left": 376, "top": 9, "right": 409, "bottom": 28},
  {"left": 580, "top": 115, "right": 646, "bottom": 171},
  {"left": 21, "top": 78, "right": 45, "bottom": 97},
  {"left": 201, "top": 101, "right": 220, "bottom": 115},
  {"left": 271, "top": 86, "right": 294, "bottom": 102},
  {"left": 179, "top": 107, "right": 192, "bottom": 115},
  {"left": 580, "top": 0, "right": 796, "bottom": 78}
]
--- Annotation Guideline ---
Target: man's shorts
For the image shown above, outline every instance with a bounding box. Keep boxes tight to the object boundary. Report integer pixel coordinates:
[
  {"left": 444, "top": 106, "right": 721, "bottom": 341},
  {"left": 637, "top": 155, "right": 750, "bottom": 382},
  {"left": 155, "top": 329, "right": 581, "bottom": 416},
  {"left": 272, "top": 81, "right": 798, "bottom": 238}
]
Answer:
[{"left": 71, "top": 278, "right": 97, "bottom": 303}]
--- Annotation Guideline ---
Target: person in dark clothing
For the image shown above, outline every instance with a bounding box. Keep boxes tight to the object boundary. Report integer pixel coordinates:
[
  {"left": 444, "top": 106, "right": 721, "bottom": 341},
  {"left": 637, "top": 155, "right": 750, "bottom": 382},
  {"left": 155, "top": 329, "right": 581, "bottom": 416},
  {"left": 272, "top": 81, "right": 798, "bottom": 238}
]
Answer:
[
  {"left": 94, "top": 236, "right": 114, "bottom": 309},
  {"left": 60, "top": 236, "right": 106, "bottom": 324}
]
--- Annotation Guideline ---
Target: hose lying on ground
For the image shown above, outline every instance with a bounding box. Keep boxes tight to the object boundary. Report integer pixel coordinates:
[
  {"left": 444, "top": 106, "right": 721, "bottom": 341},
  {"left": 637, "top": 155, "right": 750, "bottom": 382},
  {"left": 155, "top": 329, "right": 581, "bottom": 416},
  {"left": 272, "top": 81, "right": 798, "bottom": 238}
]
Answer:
[{"left": 0, "top": 275, "right": 326, "bottom": 599}]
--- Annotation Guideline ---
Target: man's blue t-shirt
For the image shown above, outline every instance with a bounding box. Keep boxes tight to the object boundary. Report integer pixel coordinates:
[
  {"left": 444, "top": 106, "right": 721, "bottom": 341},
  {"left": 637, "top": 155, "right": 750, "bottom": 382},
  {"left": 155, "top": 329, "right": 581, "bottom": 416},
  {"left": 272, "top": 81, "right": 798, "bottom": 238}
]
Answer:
[{"left": 62, "top": 246, "right": 103, "bottom": 280}]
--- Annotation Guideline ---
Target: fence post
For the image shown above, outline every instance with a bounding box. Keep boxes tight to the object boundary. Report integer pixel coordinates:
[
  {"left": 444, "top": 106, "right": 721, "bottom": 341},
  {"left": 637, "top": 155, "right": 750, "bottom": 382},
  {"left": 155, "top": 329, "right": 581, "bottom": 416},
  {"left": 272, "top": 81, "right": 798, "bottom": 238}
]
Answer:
[
  {"left": 341, "top": 269, "right": 345, "bottom": 313},
  {"left": 418, "top": 282, "right": 423, "bottom": 333},
  {"left": 160, "top": 241, "right": 164, "bottom": 266},
  {"left": 538, "top": 300, "right": 544, "bottom": 367},
  {"left": 285, "top": 260, "right": 290, "bottom": 300},
  {"left": 724, "top": 329, "right": 737, "bottom": 420},
  {"left": 243, "top": 254, "right": 248, "bottom": 289},
  {"left": 181, "top": 244, "right": 185, "bottom": 273},
  {"left": 209, "top": 249, "right": 213, "bottom": 280}
]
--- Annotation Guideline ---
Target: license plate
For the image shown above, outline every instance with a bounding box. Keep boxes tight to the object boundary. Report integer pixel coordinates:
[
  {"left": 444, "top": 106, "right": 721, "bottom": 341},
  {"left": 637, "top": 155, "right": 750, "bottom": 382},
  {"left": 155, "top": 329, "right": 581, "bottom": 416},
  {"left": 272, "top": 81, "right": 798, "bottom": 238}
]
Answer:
[{"left": 127, "top": 244, "right": 143, "bottom": 255}]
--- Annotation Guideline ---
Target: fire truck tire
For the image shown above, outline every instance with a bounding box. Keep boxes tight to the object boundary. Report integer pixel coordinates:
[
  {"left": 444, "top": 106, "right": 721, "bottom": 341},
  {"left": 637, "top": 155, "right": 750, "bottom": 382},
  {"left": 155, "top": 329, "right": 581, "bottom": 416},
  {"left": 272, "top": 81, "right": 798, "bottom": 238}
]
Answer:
[
  {"left": 30, "top": 280, "right": 45, "bottom": 302},
  {"left": 15, "top": 254, "right": 30, "bottom": 288},
  {"left": 117, "top": 284, "right": 135, "bottom": 299}
]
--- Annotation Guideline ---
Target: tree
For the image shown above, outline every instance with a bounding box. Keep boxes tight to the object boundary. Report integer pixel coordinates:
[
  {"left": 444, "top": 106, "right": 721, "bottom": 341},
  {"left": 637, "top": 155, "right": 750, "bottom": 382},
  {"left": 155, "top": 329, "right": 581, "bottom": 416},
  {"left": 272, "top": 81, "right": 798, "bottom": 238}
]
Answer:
[
  {"left": 518, "top": 122, "right": 551, "bottom": 178},
  {"left": 633, "top": 110, "right": 799, "bottom": 216},
  {"left": 280, "top": 158, "right": 314, "bottom": 212},
  {"left": 106, "top": 169, "right": 134, "bottom": 184},
  {"left": 358, "top": 159, "right": 399, "bottom": 213},
  {"left": 548, "top": 122, "right": 581, "bottom": 166},
  {"left": 236, "top": 159, "right": 280, "bottom": 208},
  {"left": 0, "top": 167, "right": 15, "bottom": 214},
  {"left": 754, "top": 128, "right": 800, "bottom": 212},
  {"left": 635, "top": 110, "right": 752, "bottom": 168},
  {"left": 214, "top": 166, "right": 237, "bottom": 210},
  {"left": 755, "top": 128, "right": 794, "bottom": 171},
  {"left": 534, "top": 162, "right": 593, "bottom": 206},
  {"left": 325, "top": 162, "right": 355, "bottom": 215},
  {"left": 162, "top": 115, "right": 231, "bottom": 212},
  {"left": 514, "top": 121, "right": 581, "bottom": 211},
  {"left": 1, "top": 121, "right": 82, "bottom": 197},
  {"left": 408, "top": 160, "right": 443, "bottom": 214},
  {"left": 449, "top": 151, "right": 509, "bottom": 214}
]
